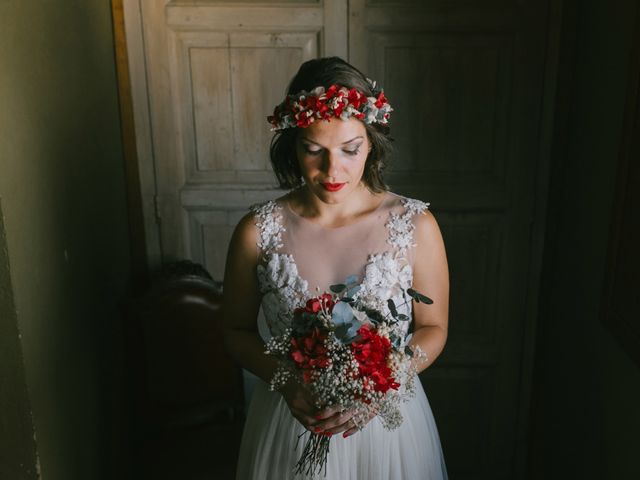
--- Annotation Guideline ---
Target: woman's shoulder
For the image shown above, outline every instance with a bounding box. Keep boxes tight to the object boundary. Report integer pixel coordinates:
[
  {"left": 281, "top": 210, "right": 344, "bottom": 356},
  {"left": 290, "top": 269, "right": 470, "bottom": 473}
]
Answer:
[
  {"left": 385, "top": 191, "right": 440, "bottom": 239},
  {"left": 245, "top": 195, "right": 291, "bottom": 252},
  {"left": 384, "top": 191, "right": 431, "bottom": 216},
  {"left": 248, "top": 196, "right": 285, "bottom": 217},
  {"left": 230, "top": 210, "right": 259, "bottom": 251}
]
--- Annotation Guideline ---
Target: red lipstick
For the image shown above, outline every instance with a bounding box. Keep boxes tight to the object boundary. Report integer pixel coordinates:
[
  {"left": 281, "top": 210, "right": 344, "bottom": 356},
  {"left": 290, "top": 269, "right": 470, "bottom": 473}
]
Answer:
[{"left": 322, "top": 182, "right": 346, "bottom": 192}]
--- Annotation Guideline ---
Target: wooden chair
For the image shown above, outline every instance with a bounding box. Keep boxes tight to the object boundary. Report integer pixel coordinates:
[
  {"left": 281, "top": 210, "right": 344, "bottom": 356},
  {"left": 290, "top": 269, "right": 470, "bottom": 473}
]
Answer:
[{"left": 125, "top": 261, "right": 244, "bottom": 479}]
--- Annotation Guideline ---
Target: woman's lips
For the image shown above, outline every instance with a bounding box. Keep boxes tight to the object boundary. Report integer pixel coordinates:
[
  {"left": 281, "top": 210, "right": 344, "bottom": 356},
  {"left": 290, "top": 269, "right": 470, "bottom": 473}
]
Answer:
[{"left": 322, "top": 182, "right": 346, "bottom": 192}]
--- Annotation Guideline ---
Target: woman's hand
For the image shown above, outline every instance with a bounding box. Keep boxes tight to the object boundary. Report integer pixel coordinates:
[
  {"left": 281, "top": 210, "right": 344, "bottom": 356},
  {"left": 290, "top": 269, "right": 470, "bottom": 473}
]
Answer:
[
  {"left": 280, "top": 382, "right": 321, "bottom": 431},
  {"left": 312, "top": 405, "right": 377, "bottom": 438}
]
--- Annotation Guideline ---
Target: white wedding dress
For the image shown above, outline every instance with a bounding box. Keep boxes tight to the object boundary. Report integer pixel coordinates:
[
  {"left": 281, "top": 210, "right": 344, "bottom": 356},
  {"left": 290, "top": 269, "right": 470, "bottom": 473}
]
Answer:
[{"left": 235, "top": 191, "right": 448, "bottom": 480}]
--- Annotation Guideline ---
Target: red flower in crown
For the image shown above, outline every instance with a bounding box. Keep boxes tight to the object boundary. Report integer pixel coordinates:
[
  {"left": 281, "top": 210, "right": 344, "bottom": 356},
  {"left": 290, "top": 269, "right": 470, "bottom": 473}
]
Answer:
[
  {"left": 347, "top": 88, "right": 365, "bottom": 109},
  {"left": 374, "top": 91, "right": 388, "bottom": 109},
  {"left": 267, "top": 84, "right": 392, "bottom": 131}
]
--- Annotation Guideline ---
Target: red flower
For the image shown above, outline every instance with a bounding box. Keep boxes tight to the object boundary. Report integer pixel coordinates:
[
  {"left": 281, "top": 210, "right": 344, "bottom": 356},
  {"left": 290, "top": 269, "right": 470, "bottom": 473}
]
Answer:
[
  {"left": 290, "top": 327, "right": 330, "bottom": 383},
  {"left": 350, "top": 325, "right": 399, "bottom": 394},
  {"left": 348, "top": 88, "right": 365, "bottom": 109},
  {"left": 302, "top": 293, "right": 334, "bottom": 314},
  {"left": 374, "top": 92, "right": 388, "bottom": 109},
  {"left": 326, "top": 85, "right": 339, "bottom": 98}
]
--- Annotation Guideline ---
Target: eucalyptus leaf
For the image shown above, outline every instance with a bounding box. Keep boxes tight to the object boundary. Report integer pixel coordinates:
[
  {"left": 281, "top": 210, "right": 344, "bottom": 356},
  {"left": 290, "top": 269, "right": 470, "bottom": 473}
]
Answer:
[
  {"left": 397, "top": 314, "right": 410, "bottom": 322},
  {"left": 335, "top": 322, "right": 360, "bottom": 343},
  {"left": 407, "top": 288, "right": 434, "bottom": 305},
  {"left": 365, "top": 308, "right": 386, "bottom": 325},
  {"left": 417, "top": 293, "right": 434, "bottom": 304},
  {"left": 332, "top": 301, "right": 354, "bottom": 326},
  {"left": 346, "top": 322, "right": 361, "bottom": 339},
  {"left": 387, "top": 299, "right": 398, "bottom": 317},
  {"left": 330, "top": 283, "right": 346, "bottom": 294},
  {"left": 345, "top": 284, "right": 361, "bottom": 297},
  {"left": 335, "top": 324, "right": 350, "bottom": 339},
  {"left": 404, "top": 345, "right": 414, "bottom": 357}
]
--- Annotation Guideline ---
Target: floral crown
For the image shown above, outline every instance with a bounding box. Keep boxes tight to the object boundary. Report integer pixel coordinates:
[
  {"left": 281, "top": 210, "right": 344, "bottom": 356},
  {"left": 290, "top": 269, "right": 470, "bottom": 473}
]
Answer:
[{"left": 267, "top": 80, "right": 392, "bottom": 131}]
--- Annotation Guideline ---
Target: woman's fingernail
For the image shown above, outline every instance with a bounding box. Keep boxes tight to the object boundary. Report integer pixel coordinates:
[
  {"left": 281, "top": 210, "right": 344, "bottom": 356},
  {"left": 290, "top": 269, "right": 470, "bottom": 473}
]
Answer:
[
  {"left": 313, "top": 427, "right": 322, "bottom": 433},
  {"left": 342, "top": 432, "right": 351, "bottom": 438}
]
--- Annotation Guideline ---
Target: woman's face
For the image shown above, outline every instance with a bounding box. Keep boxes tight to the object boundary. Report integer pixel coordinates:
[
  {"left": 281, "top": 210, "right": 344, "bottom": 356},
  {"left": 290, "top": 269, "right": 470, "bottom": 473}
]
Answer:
[{"left": 295, "top": 117, "right": 370, "bottom": 204}]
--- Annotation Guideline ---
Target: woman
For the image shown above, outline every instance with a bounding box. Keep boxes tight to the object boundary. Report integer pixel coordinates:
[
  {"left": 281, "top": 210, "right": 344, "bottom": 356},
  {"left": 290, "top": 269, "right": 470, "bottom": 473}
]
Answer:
[{"left": 223, "top": 57, "right": 449, "bottom": 479}]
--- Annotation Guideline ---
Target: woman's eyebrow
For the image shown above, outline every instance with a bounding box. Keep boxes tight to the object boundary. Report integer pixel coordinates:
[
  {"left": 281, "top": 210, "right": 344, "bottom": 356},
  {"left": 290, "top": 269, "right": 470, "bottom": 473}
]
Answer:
[{"left": 341, "top": 136, "right": 364, "bottom": 145}]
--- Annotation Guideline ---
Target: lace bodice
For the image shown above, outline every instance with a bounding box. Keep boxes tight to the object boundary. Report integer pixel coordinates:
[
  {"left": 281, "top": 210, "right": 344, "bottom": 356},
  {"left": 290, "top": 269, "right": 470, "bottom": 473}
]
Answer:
[{"left": 251, "top": 192, "right": 429, "bottom": 338}]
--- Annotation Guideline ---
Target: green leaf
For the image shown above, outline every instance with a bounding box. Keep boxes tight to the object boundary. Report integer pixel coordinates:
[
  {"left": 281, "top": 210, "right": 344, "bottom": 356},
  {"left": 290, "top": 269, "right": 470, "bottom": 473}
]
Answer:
[
  {"left": 330, "top": 283, "right": 346, "bottom": 294},
  {"left": 407, "top": 288, "right": 434, "bottom": 305},
  {"left": 332, "top": 301, "right": 354, "bottom": 326},
  {"left": 364, "top": 307, "right": 386, "bottom": 324},
  {"left": 387, "top": 299, "right": 398, "bottom": 317},
  {"left": 345, "top": 284, "right": 361, "bottom": 298},
  {"left": 397, "top": 314, "right": 410, "bottom": 322},
  {"left": 335, "top": 324, "right": 350, "bottom": 338},
  {"left": 404, "top": 346, "right": 414, "bottom": 357}
]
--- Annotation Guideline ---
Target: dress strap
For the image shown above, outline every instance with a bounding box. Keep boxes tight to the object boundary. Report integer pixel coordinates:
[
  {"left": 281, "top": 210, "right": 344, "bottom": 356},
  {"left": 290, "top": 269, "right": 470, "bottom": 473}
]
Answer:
[
  {"left": 250, "top": 200, "right": 285, "bottom": 255},
  {"left": 385, "top": 197, "right": 430, "bottom": 255}
]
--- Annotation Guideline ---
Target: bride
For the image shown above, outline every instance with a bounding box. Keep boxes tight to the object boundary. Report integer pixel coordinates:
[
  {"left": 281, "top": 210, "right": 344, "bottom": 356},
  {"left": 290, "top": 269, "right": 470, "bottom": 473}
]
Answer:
[{"left": 223, "top": 57, "right": 449, "bottom": 479}]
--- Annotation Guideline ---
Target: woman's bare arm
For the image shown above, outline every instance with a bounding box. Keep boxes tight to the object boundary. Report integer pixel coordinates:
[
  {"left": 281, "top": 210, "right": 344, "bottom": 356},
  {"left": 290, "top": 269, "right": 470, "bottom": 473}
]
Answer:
[
  {"left": 222, "top": 212, "right": 319, "bottom": 429},
  {"left": 408, "top": 210, "right": 449, "bottom": 373},
  {"left": 222, "top": 212, "right": 278, "bottom": 382}
]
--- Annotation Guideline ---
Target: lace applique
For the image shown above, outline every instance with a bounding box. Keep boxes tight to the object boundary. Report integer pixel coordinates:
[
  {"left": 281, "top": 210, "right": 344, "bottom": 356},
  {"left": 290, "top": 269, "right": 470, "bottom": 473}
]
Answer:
[
  {"left": 250, "top": 196, "right": 428, "bottom": 338},
  {"left": 251, "top": 200, "right": 284, "bottom": 254},
  {"left": 251, "top": 200, "right": 309, "bottom": 336},
  {"left": 356, "top": 251, "right": 413, "bottom": 313},
  {"left": 353, "top": 196, "right": 429, "bottom": 337},
  {"left": 385, "top": 198, "right": 430, "bottom": 254}
]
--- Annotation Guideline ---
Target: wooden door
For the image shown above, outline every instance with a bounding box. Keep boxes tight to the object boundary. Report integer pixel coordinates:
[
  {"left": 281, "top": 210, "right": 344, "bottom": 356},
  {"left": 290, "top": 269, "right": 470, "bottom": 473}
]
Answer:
[
  {"left": 121, "top": 1, "right": 555, "bottom": 478},
  {"left": 122, "top": 0, "right": 348, "bottom": 272},
  {"left": 349, "top": 1, "right": 552, "bottom": 478}
]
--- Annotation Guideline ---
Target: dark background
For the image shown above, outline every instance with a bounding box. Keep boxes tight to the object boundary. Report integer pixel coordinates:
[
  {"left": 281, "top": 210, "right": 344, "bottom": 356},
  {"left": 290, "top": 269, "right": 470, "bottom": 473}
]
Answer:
[{"left": 1, "top": 0, "right": 639, "bottom": 479}]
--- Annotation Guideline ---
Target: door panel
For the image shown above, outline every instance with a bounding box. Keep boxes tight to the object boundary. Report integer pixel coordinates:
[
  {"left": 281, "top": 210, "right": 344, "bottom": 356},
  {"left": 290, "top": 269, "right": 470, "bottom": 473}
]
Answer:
[
  {"left": 349, "top": 1, "right": 549, "bottom": 478},
  {"left": 130, "top": 0, "right": 346, "bottom": 273}
]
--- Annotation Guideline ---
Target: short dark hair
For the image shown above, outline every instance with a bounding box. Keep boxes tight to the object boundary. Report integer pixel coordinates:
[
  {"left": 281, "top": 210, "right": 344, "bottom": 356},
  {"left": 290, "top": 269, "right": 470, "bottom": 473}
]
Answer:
[{"left": 269, "top": 57, "right": 392, "bottom": 193}]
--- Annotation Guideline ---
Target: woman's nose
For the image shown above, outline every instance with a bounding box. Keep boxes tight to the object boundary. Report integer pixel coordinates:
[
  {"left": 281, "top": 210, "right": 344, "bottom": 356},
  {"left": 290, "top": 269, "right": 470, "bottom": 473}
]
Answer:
[{"left": 322, "top": 151, "right": 340, "bottom": 177}]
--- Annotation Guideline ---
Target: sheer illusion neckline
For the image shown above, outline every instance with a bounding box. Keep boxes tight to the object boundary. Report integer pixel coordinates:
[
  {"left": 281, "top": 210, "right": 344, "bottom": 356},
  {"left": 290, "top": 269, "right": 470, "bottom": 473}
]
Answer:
[{"left": 283, "top": 191, "right": 391, "bottom": 230}]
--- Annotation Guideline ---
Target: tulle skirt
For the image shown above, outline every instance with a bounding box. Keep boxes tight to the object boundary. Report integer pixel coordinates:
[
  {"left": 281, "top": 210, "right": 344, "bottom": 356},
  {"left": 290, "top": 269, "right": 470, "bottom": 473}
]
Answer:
[{"left": 235, "top": 378, "right": 448, "bottom": 480}]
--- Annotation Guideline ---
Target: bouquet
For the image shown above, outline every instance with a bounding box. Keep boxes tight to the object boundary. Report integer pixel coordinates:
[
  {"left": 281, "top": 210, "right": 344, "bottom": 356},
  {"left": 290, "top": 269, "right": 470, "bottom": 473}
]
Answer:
[{"left": 265, "top": 276, "right": 432, "bottom": 476}]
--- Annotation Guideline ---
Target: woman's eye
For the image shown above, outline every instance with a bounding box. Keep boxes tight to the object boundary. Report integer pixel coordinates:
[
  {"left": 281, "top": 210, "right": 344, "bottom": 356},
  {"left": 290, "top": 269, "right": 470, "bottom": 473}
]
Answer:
[
  {"left": 304, "top": 146, "right": 323, "bottom": 155},
  {"left": 343, "top": 147, "right": 361, "bottom": 156}
]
